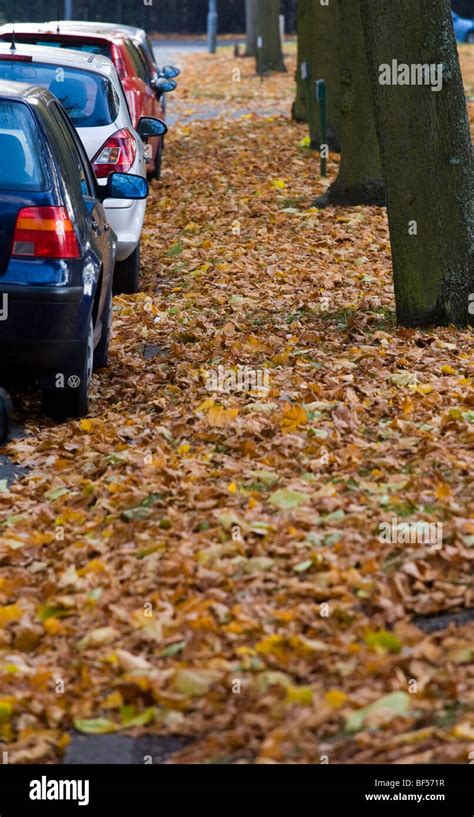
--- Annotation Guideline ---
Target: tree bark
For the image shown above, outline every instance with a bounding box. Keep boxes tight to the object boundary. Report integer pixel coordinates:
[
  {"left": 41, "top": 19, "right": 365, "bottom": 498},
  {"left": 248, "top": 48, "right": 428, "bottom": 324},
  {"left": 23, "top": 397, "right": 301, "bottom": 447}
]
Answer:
[
  {"left": 360, "top": 0, "right": 474, "bottom": 327},
  {"left": 256, "top": 0, "right": 286, "bottom": 74},
  {"left": 311, "top": 0, "right": 341, "bottom": 150},
  {"left": 245, "top": 0, "right": 258, "bottom": 57},
  {"left": 317, "top": 0, "right": 383, "bottom": 206},
  {"left": 292, "top": 0, "right": 310, "bottom": 121},
  {"left": 293, "top": 0, "right": 341, "bottom": 147}
]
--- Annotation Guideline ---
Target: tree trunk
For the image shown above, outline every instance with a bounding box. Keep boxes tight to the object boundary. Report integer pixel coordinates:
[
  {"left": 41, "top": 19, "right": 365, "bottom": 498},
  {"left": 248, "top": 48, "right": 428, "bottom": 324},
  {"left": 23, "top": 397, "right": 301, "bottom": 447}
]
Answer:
[
  {"left": 245, "top": 0, "right": 258, "bottom": 57},
  {"left": 313, "top": 0, "right": 341, "bottom": 150},
  {"left": 360, "top": 0, "right": 474, "bottom": 327},
  {"left": 292, "top": 0, "right": 310, "bottom": 121},
  {"left": 293, "top": 0, "right": 341, "bottom": 146},
  {"left": 256, "top": 0, "right": 286, "bottom": 74},
  {"left": 317, "top": 0, "right": 383, "bottom": 206}
]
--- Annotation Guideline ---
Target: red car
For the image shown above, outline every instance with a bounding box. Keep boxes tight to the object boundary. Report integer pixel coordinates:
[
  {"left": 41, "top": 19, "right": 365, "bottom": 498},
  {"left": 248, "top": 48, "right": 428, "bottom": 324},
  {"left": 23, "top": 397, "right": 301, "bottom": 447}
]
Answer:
[{"left": 0, "top": 23, "right": 176, "bottom": 179}]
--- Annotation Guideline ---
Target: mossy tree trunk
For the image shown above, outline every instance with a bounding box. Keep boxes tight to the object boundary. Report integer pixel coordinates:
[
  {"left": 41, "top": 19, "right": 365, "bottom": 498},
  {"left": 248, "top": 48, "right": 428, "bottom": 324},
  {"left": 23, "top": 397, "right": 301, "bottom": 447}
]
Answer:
[
  {"left": 293, "top": 0, "right": 341, "bottom": 148},
  {"left": 360, "top": 0, "right": 474, "bottom": 327},
  {"left": 318, "top": 0, "right": 383, "bottom": 206},
  {"left": 245, "top": 0, "right": 258, "bottom": 57},
  {"left": 256, "top": 0, "right": 286, "bottom": 73}
]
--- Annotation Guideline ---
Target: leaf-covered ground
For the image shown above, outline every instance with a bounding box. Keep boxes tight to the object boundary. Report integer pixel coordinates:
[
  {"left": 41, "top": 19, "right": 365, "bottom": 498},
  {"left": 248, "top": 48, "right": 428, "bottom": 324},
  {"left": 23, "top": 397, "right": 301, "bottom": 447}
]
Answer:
[{"left": 0, "top": 46, "right": 473, "bottom": 765}]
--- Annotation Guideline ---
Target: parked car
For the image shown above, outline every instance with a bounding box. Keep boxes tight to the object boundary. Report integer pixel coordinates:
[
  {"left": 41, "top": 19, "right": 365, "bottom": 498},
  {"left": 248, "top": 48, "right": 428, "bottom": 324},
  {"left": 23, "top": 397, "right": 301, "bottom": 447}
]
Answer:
[
  {"left": 0, "top": 42, "right": 167, "bottom": 293},
  {"left": 47, "top": 21, "right": 181, "bottom": 84},
  {"left": 0, "top": 388, "right": 12, "bottom": 443},
  {"left": 0, "top": 79, "right": 149, "bottom": 418},
  {"left": 452, "top": 10, "right": 474, "bottom": 43},
  {"left": 0, "top": 23, "right": 177, "bottom": 180}
]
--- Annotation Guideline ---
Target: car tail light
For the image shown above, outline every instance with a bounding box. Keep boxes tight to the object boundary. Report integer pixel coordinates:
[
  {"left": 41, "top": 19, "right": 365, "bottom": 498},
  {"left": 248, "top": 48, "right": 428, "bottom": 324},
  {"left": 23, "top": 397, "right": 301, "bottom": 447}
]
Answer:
[
  {"left": 11, "top": 207, "right": 80, "bottom": 259},
  {"left": 92, "top": 128, "right": 137, "bottom": 179},
  {"left": 111, "top": 45, "right": 127, "bottom": 79}
]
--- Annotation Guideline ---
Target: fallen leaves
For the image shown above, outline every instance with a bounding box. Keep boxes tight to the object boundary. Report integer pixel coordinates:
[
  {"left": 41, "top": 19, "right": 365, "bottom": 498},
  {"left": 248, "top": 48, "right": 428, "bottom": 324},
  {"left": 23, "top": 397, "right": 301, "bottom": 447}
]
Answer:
[
  {"left": 0, "top": 604, "right": 23, "bottom": 627},
  {"left": 268, "top": 488, "right": 309, "bottom": 509},
  {"left": 0, "top": 45, "right": 472, "bottom": 767},
  {"left": 345, "top": 691, "right": 411, "bottom": 733}
]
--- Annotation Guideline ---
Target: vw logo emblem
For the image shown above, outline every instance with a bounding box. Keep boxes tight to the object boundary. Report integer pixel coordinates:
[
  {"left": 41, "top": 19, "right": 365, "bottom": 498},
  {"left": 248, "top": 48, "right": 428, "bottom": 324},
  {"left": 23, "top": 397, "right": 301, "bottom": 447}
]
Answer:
[{"left": 68, "top": 375, "right": 81, "bottom": 389}]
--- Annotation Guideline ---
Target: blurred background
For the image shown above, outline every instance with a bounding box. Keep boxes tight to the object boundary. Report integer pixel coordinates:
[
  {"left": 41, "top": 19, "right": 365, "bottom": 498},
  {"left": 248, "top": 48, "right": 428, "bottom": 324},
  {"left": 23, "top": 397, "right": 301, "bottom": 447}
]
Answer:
[
  {"left": 0, "top": 0, "right": 296, "bottom": 33},
  {"left": 0, "top": 0, "right": 471, "bottom": 36}
]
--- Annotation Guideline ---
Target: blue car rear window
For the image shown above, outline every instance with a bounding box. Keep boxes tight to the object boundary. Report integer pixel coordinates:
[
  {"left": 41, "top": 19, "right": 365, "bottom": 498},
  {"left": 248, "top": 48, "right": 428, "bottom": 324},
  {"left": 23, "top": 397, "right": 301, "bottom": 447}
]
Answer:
[
  {"left": 0, "top": 63, "right": 119, "bottom": 127},
  {"left": 0, "top": 100, "right": 47, "bottom": 191}
]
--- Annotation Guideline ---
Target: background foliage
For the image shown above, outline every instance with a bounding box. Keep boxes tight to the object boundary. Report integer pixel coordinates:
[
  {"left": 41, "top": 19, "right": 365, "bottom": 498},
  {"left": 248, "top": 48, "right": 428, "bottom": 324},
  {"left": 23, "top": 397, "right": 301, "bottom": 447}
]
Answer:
[{"left": 0, "top": 0, "right": 297, "bottom": 33}]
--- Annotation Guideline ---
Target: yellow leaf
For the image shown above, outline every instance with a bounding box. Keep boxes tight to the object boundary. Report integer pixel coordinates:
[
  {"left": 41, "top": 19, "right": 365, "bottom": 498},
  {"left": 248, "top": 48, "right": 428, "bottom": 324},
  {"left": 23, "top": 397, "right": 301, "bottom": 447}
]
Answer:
[
  {"left": 285, "top": 685, "right": 313, "bottom": 706},
  {"left": 255, "top": 634, "right": 286, "bottom": 656},
  {"left": 441, "top": 365, "right": 456, "bottom": 375},
  {"left": 272, "top": 179, "right": 287, "bottom": 190},
  {"left": 207, "top": 406, "right": 239, "bottom": 427},
  {"left": 235, "top": 646, "right": 256, "bottom": 656},
  {"left": 280, "top": 403, "right": 307, "bottom": 433},
  {"left": 43, "top": 618, "right": 64, "bottom": 636},
  {"left": 0, "top": 603, "right": 23, "bottom": 627},
  {"left": 102, "top": 691, "right": 124, "bottom": 710},
  {"left": 435, "top": 482, "right": 452, "bottom": 500},
  {"left": 78, "top": 559, "right": 106, "bottom": 576},
  {"left": 0, "top": 700, "right": 13, "bottom": 723},
  {"left": 227, "top": 482, "right": 238, "bottom": 494},
  {"left": 244, "top": 335, "right": 266, "bottom": 352},
  {"left": 177, "top": 443, "right": 191, "bottom": 456},
  {"left": 272, "top": 352, "right": 289, "bottom": 365},
  {"left": 79, "top": 419, "right": 94, "bottom": 432},
  {"left": 57, "top": 732, "right": 71, "bottom": 751},
  {"left": 413, "top": 384, "right": 433, "bottom": 395},
  {"left": 195, "top": 398, "right": 215, "bottom": 413},
  {"left": 325, "top": 689, "right": 348, "bottom": 709}
]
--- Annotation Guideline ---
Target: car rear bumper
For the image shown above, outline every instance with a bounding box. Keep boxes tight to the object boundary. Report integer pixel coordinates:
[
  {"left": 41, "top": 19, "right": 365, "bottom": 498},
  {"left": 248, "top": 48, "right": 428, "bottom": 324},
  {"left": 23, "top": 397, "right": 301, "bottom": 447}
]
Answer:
[{"left": 0, "top": 285, "right": 92, "bottom": 375}]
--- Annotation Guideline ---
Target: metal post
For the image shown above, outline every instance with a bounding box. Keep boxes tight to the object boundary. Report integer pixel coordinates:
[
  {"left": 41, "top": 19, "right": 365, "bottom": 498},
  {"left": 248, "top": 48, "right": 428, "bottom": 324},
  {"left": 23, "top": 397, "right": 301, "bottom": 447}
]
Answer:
[
  {"left": 207, "top": 0, "right": 218, "bottom": 54},
  {"left": 64, "top": 0, "right": 73, "bottom": 20},
  {"left": 315, "top": 79, "right": 327, "bottom": 177},
  {"left": 301, "top": 61, "right": 311, "bottom": 138},
  {"left": 257, "top": 35, "right": 264, "bottom": 81},
  {"left": 279, "top": 14, "right": 285, "bottom": 46}
]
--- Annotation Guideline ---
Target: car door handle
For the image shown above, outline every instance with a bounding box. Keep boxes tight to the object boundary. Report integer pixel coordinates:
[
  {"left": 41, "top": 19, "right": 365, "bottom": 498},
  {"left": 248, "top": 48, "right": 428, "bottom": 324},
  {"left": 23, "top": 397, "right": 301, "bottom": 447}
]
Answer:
[{"left": 91, "top": 220, "right": 101, "bottom": 234}]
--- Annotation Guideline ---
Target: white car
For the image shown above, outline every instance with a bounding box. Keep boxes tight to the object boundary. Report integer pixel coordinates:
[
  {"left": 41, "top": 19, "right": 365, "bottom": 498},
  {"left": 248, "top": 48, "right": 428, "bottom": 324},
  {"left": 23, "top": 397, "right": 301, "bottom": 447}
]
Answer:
[{"left": 0, "top": 42, "right": 166, "bottom": 293}]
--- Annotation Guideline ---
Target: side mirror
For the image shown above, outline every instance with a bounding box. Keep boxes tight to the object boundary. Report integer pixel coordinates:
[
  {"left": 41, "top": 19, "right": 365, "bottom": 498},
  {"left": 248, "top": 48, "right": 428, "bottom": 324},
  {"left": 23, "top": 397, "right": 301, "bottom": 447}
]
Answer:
[
  {"left": 138, "top": 116, "right": 168, "bottom": 138},
  {"left": 102, "top": 172, "right": 149, "bottom": 201},
  {"left": 161, "top": 65, "right": 180, "bottom": 79},
  {"left": 154, "top": 78, "right": 177, "bottom": 97}
]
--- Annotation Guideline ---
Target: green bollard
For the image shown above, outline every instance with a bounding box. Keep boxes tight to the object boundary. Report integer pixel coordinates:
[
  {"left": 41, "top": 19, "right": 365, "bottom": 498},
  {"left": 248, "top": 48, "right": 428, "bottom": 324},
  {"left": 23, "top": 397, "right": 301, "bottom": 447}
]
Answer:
[{"left": 315, "top": 79, "right": 327, "bottom": 178}]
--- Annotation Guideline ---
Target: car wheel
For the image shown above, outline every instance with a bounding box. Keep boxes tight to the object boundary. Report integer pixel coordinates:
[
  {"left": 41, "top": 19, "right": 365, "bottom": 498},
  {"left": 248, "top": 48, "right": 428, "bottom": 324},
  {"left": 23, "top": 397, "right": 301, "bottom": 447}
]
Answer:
[
  {"left": 113, "top": 244, "right": 140, "bottom": 295},
  {"left": 0, "top": 388, "right": 12, "bottom": 444},
  {"left": 42, "top": 317, "right": 93, "bottom": 420},
  {"left": 467, "top": 30, "right": 474, "bottom": 43},
  {"left": 94, "top": 287, "right": 113, "bottom": 370}
]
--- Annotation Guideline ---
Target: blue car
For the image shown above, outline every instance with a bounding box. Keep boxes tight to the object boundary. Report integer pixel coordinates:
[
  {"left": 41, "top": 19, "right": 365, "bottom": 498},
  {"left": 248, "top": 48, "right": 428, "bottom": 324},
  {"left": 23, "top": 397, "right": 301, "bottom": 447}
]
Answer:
[
  {"left": 0, "top": 80, "right": 149, "bottom": 419},
  {"left": 452, "top": 10, "right": 474, "bottom": 43}
]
